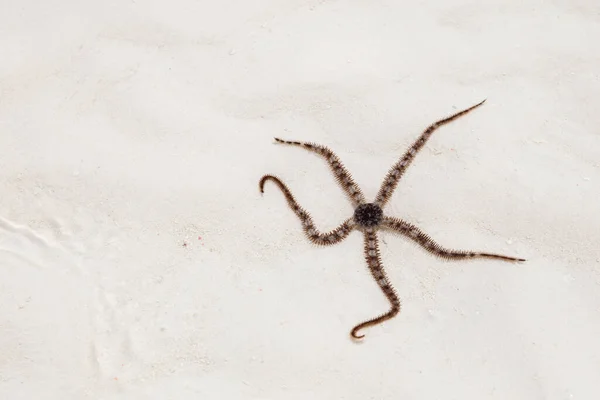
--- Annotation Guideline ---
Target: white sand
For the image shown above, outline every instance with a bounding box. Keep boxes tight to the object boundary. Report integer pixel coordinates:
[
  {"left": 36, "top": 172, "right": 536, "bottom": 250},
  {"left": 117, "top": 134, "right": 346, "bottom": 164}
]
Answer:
[{"left": 1, "top": 0, "right": 599, "bottom": 398}]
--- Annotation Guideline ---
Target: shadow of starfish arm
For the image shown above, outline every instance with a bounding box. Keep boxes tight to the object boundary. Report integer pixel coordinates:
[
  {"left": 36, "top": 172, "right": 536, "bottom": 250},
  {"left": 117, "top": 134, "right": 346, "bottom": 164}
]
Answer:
[
  {"left": 273, "top": 138, "right": 366, "bottom": 206},
  {"left": 350, "top": 230, "right": 401, "bottom": 339},
  {"left": 259, "top": 175, "right": 355, "bottom": 245},
  {"left": 381, "top": 216, "right": 526, "bottom": 262},
  {"left": 375, "top": 100, "right": 487, "bottom": 207}
]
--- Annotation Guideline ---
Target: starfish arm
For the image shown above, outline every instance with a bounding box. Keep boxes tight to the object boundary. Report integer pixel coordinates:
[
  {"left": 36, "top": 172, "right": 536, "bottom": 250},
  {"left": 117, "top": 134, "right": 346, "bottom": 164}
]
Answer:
[
  {"left": 273, "top": 138, "right": 366, "bottom": 207},
  {"left": 381, "top": 216, "right": 526, "bottom": 262},
  {"left": 259, "top": 175, "right": 355, "bottom": 245},
  {"left": 350, "top": 230, "right": 401, "bottom": 339},
  {"left": 375, "top": 100, "right": 487, "bottom": 207}
]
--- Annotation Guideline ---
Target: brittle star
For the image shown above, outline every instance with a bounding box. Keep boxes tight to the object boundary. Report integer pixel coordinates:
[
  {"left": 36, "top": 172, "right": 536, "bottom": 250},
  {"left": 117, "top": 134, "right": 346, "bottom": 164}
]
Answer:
[{"left": 259, "top": 100, "right": 525, "bottom": 340}]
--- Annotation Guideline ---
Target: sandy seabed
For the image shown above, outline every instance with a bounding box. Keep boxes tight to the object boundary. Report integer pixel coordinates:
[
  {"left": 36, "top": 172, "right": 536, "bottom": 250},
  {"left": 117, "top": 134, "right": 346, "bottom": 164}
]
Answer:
[{"left": 1, "top": 1, "right": 599, "bottom": 399}]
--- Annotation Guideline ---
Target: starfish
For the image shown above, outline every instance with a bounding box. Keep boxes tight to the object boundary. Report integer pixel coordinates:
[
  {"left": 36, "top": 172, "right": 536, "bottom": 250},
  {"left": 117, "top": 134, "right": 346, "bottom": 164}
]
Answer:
[{"left": 259, "top": 100, "right": 525, "bottom": 340}]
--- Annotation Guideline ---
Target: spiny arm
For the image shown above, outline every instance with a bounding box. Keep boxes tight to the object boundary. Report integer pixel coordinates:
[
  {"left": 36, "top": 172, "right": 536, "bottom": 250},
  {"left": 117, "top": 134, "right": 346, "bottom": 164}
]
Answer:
[
  {"left": 375, "top": 100, "right": 487, "bottom": 207},
  {"left": 350, "top": 229, "right": 401, "bottom": 339},
  {"left": 382, "top": 216, "right": 526, "bottom": 262},
  {"left": 273, "top": 138, "right": 366, "bottom": 207},
  {"left": 259, "top": 175, "right": 355, "bottom": 245}
]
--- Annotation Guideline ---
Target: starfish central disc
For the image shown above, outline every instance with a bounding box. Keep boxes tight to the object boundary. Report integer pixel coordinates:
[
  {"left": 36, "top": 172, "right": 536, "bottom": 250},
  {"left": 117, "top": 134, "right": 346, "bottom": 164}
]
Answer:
[{"left": 354, "top": 203, "right": 383, "bottom": 227}]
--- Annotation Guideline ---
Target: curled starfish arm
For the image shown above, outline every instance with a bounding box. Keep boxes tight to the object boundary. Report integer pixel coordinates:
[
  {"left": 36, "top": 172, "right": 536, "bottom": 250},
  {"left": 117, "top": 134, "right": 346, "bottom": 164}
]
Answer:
[
  {"left": 273, "top": 138, "right": 366, "bottom": 207},
  {"left": 259, "top": 175, "right": 355, "bottom": 245},
  {"left": 382, "top": 216, "right": 526, "bottom": 262},
  {"left": 350, "top": 230, "right": 401, "bottom": 339},
  {"left": 375, "top": 100, "right": 487, "bottom": 207}
]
